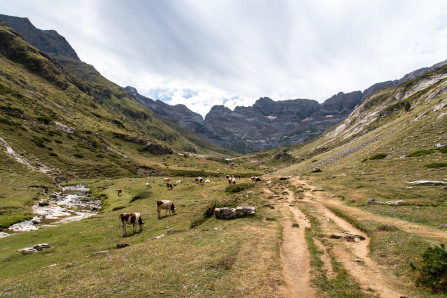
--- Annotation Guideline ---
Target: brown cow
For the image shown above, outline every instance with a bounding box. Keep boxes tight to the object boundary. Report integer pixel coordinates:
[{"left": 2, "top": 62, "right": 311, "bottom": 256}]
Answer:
[{"left": 117, "top": 189, "right": 123, "bottom": 196}]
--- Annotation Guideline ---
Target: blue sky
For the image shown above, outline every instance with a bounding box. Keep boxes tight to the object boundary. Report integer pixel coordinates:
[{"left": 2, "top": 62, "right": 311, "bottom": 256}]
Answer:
[{"left": 2, "top": 0, "right": 447, "bottom": 117}]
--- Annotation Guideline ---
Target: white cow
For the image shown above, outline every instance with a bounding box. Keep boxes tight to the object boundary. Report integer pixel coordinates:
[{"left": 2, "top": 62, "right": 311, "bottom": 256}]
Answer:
[{"left": 157, "top": 200, "right": 177, "bottom": 218}]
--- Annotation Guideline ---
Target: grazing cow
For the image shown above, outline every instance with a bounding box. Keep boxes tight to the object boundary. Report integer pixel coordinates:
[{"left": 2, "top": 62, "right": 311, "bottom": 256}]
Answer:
[
  {"left": 163, "top": 177, "right": 171, "bottom": 182},
  {"left": 205, "top": 179, "right": 211, "bottom": 183},
  {"left": 119, "top": 212, "right": 144, "bottom": 236},
  {"left": 167, "top": 182, "right": 174, "bottom": 190},
  {"left": 195, "top": 177, "right": 204, "bottom": 184},
  {"left": 146, "top": 182, "right": 152, "bottom": 189},
  {"left": 176, "top": 180, "right": 182, "bottom": 185},
  {"left": 225, "top": 175, "right": 231, "bottom": 179},
  {"left": 251, "top": 176, "right": 262, "bottom": 183},
  {"left": 117, "top": 189, "right": 123, "bottom": 196},
  {"left": 230, "top": 177, "right": 236, "bottom": 185},
  {"left": 157, "top": 200, "right": 177, "bottom": 218}
]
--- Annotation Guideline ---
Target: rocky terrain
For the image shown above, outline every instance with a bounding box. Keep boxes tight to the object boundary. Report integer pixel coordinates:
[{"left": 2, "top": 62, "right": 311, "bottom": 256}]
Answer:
[{"left": 0, "top": 14, "right": 80, "bottom": 60}]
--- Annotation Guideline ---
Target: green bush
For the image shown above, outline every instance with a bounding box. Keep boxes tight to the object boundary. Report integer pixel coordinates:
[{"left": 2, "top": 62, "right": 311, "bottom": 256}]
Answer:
[
  {"left": 407, "top": 150, "right": 435, "bottom": 157},
  {"left": 369, "top": 153, "right": 387, "bottom": 160},
  {"left": 74, "top": 153, "right": 84, "bottom": 158},
  {"left": 426, "top": 163, "right": 447, "bottom": 168},
  {"left": 414, "top": 244, "right": 447, "bottom": 292},
  {"left": 440, "top": 147, "right": 447, "bottom": 154},
  {"left": 225, "top": 183, "right": 255, "bottom": 193}
]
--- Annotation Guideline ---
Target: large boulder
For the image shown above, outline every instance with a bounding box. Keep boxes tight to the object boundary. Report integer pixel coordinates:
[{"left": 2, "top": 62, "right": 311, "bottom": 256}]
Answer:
[{"left": 215, "top": 206, "right": 256, "bottom": 219}]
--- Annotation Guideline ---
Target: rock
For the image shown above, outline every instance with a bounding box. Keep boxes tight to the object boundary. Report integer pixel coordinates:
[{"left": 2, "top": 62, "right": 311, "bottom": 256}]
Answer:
[
  {"left": 385, "top": 200, "right": 405, "bottom": 205},
  {"left": 311, "top": 168, "right": 322, "bottom": 173},
  {"left": 89, "top": 251, "right": 109, "bottom": 257},
  {"left": 214, "top": 207, "right": 236, "bottom": 219},
  {"left": 354, "top": 258, "right": 364, "bottom": 263},
  {"left": 278, "top": 177, "right": 289, "bottom": 180},
  {"left": 117, "top": 243, "right": 130, "bottom": 249},
  {"left": 33, "top": 243, "right": 52, "bottom": 251},
  {"left": 38, "top": 201, "right": 49, "bottom": 207},
  {"left": 147, "top": 234, "right": 165, "bottom": 241},
  {"left": 235, "top": 206, "right": 256, "bottom": 217},
  {"left": 408, "top": 180, "right": 447, "bottom": 186},
  {"left": 292, "top": 223, "right": 299, "bottom": 228},
  {"left": 367, "top": 198, "right": 376, "bottom": 204},
  {"left": 18, "top": 243, "right": 52, "bottom": 253}
]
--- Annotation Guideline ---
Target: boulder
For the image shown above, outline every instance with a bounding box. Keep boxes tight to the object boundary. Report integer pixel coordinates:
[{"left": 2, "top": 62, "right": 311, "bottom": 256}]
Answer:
[
  {"left": 236, "top": 206, "right": 256, "bottom": 217},
  {"left": 367, "top": 198, "right": 377, "bottom": 204},
  {"left": 385, "top": 200, "right": 405, "bottom": 205},
  {"left": 117, "top": 243, "right": 130, "bottom": 249},
  {"left": 311, "top": 168, "right": 322, "bottom": 173},
  {"left": 18, "top": 243, "right": 52, "bottom": 253},
  {"left": 408, "top": 180, "right": 447, "bottom": 186},
  {"left": 214, "top": 207, "right": 236, "bottom": 219}
]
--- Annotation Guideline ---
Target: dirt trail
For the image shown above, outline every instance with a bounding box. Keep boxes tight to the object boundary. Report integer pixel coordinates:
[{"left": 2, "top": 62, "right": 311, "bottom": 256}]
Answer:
[
  {"left": 288, "top": 177, "right": 406, "bottom": 297},
  {"left": 266, "top": 187, "right": 314, "bottom": 297},
  {"left": 300, "top": 179, "right": 447, "bottom": 242}
]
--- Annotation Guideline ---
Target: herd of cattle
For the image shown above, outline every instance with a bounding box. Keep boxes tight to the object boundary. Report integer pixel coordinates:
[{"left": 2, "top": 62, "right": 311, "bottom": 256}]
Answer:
[{"left": 118, "top": 175, "right": 262, "bottom": 236}]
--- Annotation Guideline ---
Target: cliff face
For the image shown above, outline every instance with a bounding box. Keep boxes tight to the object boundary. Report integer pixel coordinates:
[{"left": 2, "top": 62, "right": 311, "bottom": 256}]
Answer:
[{"left": 0, "top": 14, "right": 80, "bottom": 60}]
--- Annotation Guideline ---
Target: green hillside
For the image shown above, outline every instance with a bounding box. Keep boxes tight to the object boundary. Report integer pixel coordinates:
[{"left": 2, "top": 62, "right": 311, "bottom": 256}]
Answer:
[{"left": 0, "top": 21, "right": 253, "bottom": 228}]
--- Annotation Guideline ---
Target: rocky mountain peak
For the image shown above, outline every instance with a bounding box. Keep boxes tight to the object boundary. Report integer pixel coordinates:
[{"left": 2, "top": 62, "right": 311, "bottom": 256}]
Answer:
[{"left": 0, "top": 14, "right": 80, "bottom": 60}]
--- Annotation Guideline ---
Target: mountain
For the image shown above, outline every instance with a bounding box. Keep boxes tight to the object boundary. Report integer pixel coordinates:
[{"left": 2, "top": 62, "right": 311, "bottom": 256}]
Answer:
[
  {"left": 0, "top": 20, "right": 234, "bottom": 185},
  {"left": 131, "top": 58, "right": 447, "bottom": 154},
  {"left": 0, "top": 14, "right": 80, "bottom": 60},
  {"left": 274, "top": 61, "right": 447, "bottom": 177}
]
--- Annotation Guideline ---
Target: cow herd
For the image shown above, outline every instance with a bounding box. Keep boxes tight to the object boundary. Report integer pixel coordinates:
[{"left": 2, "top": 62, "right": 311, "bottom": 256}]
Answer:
[{"left": 118, "top": 175, "right": 262, "bottom": 236}]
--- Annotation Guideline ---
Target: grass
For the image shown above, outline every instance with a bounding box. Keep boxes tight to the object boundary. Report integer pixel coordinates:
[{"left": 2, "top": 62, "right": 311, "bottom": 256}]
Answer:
[{"left": 0, "top": 176, "right": 283, "bottom": 296}]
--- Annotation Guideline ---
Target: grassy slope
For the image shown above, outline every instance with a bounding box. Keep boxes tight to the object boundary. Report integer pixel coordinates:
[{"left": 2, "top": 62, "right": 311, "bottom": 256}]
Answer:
[
  {"left": 0, "top": 177, "right": 284, "bottom": 296},
  {"left": 272, "top": 65, "right": 447, "bottom": 295},
  {"left": 0, "top": 22, "right": 255, "bottom": 228}
]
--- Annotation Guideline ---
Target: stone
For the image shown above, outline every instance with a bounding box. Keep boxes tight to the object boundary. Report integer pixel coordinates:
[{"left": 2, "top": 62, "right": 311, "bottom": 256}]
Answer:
[
  {"left": 18, "top": 243, "right": 52, "bottom": 253},
  {"left": 235, "top": 206, "right": 256, "bottom": 217},
  {"left": 214, "top": 207, "right": 236, "bottom": 219},
  {"left": 367, "top": 198, "right": 376, "bottom": 204},
  {"left": 311, "top": 168, "right": 322, "bottom": 173},
  {"left": 385, "top": 200, "right": 405, "bottom": 205},
  {"left": 117, "top": 243, "right": 130, "bottom": 249},
  {"left": 38, "top": 201, "right": 49, "bottom": 207},
  {"left": 408, "top": 180, "right": 447, "bottom": 186}
]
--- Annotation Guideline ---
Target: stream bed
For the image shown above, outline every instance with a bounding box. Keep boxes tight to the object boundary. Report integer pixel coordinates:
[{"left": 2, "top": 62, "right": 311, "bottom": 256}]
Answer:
[{"left": 0, "top": 185, "right": 101, "bottom": 238}]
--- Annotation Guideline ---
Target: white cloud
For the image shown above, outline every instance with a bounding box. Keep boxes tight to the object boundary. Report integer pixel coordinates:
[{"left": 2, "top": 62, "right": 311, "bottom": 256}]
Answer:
[{"left": 2, "top": 0, "right": 447, "bottom": 116}]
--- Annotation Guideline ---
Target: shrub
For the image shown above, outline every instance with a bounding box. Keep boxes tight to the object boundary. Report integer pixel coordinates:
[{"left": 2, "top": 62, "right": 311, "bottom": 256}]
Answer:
[
  {"left": 440, "top": 147, "right": 447, "bottom": 154},
  {"left": 74, "top": 153, "right": 84, "bottom": 158},
  {"left": 407, "top": 150, "right": 435, "bottom": 157},
  {"left": 225, "top": 183, "right": 255, "bottom": 193},
  {"left": 426, "top": 163, "right": 447, "bottom": 168},
  {"left": 375, "top": 224, "right": 399, "bottom": 232},
  {"left": 369, "top": 153, "right": 387, "bottom": 160},
  {"left": 414, "top": 244, "right": 447, "bottom": 292}
]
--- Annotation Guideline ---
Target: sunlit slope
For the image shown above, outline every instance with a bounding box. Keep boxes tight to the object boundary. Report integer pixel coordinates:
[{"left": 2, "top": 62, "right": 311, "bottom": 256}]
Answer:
[
  {"left": 0, "top": 22, "right": 234, "bottom": 182},
  {"left": 275, "top": 63, "right": 447, "bottom": 184}
]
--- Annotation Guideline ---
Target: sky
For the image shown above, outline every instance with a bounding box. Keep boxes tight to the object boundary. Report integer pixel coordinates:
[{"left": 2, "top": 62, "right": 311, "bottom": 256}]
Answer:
[{"left": 1, "top": 0, "right": 447, "bottom": 117}]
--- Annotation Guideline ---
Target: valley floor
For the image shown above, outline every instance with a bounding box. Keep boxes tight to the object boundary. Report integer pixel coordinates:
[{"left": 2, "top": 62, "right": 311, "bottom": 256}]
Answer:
[{"left": 1, "top": 176, "right": 446, "bottom": 297}]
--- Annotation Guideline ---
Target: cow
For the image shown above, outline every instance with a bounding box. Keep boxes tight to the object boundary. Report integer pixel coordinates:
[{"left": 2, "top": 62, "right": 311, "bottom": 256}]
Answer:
[
  {"left": 146, "top": 182, "right": 152, "bottom": 189},
  {"left": 205, "top": 179, "right": 211, "bottom": 183},
  {"left": 176, "top": 180, "right": 182, "bottom": 185},
  {"left": 195, "top": 177, "right": 204, "bottom": 184},
  {"left": 163, "top": 177, "right": 171, "bottom": 182},
  {"left": 251, "top": 176, "right": 262, "bottom": 183},
  {"left": 119, "top": 212, "right": 144, "bottom": 236},
  {"left": 167, "top": 182, "right": 174, "bottom": 190},
  {"left": 117, "top": 189, "right": 123, "bottom": 196},
  {"left": 157, "top": 200, "right": 177, "bottom": 218},
  {"left": 230, "top": 177, "right": 236, "bottom": 185}
]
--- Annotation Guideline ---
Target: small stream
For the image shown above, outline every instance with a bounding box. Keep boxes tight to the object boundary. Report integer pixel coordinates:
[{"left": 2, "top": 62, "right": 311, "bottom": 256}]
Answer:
[{"left": 0, "top": 185, "right": 101, "bottom": 238}]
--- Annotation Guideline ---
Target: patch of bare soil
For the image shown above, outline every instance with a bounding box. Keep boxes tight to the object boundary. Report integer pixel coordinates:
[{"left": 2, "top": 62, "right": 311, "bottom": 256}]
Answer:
[
  {"left": 289, "top": 177, "right": 407, "bottom": 297},
  {"left": 269, "top": 187, "right": 314, "bottom": 297}
]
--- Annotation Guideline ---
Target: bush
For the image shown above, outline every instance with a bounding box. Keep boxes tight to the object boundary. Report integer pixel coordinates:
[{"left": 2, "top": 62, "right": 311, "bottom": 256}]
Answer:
[
  {"left": 73, "top": 153, "right": 84, "bottom": 158},
  {"left": 414, "top": 244, "right": 447, "bottom": 292},
  {"left": 426, "top": 163, "right": 447, "bottom": 168},
  {"left": 407, "top": 150, "right": 435, "bottom": 157},
  {"left": 225, "top": 183, "right": 255, "bottom": 193},
  {"left": 440, "top": 147, "right": 447, "bottom": 154},
  {"left": 369, "top": 153, "right": 387, "bottom": 160}
]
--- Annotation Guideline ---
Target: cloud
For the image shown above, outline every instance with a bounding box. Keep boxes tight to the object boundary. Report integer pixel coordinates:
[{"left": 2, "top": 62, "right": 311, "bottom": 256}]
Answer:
[{"left": 2, "top": 0, "right": 447, "bottom": 116}]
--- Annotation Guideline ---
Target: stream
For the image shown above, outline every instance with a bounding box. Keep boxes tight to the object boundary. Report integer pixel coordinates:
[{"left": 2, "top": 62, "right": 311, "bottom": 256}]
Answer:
[{"left": 0, "top": 185, "right": 101, "bottom": 238}]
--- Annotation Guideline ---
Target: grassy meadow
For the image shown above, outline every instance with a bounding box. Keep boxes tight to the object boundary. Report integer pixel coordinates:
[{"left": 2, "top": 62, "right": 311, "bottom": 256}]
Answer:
[{"left": 0, "top": 176, "right": 286, "bottom": 297}]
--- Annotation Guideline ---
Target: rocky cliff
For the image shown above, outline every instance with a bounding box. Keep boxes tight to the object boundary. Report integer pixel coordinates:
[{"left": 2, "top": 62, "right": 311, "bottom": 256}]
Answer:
[{"left": 0, "top": 14, "right": 80, "bottom": 60}]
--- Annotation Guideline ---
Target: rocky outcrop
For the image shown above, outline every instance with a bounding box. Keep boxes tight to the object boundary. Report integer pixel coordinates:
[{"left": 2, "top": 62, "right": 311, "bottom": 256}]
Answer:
[{"left": 0, "top": 14, "right": 80, "bottom": 60}]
